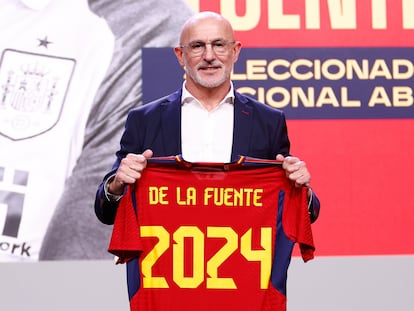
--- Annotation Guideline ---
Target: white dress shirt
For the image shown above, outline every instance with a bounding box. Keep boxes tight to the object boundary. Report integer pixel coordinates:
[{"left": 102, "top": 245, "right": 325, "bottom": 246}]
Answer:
[{"left": 181, "top": 82, "right": 235, "bottom": 163}]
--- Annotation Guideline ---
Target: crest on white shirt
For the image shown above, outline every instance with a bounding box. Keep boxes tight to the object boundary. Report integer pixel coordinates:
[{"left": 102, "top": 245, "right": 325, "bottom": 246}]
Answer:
[{"left": 0, "top": 49, "right": 75, "bottom": 140}]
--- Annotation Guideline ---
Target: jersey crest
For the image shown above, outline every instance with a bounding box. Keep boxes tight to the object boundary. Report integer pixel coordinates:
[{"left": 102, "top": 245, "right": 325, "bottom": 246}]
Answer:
[{"left": 0, "top": 49, "right": 75, "bottom": 140}]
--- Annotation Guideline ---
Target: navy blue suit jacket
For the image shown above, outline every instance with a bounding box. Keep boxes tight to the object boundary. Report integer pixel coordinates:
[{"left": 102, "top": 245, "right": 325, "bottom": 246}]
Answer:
[{"left": 95, "top": 89, "right": 320, "bottom": 224}]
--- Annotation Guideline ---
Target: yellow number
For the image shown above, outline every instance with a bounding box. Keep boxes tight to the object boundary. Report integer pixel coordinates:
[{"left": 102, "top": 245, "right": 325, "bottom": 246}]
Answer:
[
  {"left": 206, "top": 227, "right": 238, "bottom": 289},
  {"left": 140, "top": 225, "right": 273, "bottom": 290},
  {"left": 173, "top": 226, "right": 205, "bottom": 288},
  {"left": 140, "top": 226, "right": 170, "bottom": 288},
  {"left": 240, "top": 228, "right": 272, "bottom": 289}
]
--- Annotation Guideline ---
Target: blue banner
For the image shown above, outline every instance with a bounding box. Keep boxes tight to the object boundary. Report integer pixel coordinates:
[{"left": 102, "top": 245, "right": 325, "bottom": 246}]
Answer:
[{"left": 143, "top": 47, "right": 414, "bottom": 120}]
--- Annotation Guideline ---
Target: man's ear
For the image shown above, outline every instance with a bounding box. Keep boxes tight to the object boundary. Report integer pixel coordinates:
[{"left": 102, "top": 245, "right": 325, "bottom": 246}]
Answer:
[
  {"left": 174, "top": 46, "right": 185, "bottom": 67},
  {"left": 232, "top": 41, "right": 242, "bottom": 63}
]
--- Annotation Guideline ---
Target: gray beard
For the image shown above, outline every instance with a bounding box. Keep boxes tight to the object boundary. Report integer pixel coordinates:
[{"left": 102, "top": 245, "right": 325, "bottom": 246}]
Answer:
[{"left": 186, "top": 69, "right": 228, "bottom": 89}]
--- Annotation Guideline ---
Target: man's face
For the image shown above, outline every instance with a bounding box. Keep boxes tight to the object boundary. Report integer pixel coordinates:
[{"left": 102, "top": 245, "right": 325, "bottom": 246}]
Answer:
[{"left": 175, "top": 17, "right": 241, "bottom": 89}]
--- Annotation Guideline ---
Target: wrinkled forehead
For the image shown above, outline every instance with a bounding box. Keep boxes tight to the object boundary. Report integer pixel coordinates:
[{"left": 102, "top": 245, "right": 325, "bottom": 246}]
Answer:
[{"left": 180, "top": 17, "right": 234, "bottom": 44}]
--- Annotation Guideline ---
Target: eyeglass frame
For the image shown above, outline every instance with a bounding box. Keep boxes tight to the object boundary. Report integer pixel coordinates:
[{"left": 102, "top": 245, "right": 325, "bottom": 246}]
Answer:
[{"left": 180, "top": 39, "right": 236, "bottom": 56}]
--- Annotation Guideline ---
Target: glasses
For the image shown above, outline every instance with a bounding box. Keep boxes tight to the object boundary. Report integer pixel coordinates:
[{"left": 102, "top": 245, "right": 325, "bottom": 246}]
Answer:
[{"left": 180, "top": 40, "right": 235, "bottom": 56}]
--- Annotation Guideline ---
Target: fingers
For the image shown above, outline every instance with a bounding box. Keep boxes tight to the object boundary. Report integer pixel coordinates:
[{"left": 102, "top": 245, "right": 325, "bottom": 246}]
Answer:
[
  {"left": 111, "top": 150, "right": 153, "bottom": 192},
  {"left": 120, "top": 154, "right": 148, "bottom": 180},
  {"left": 289, "top": 167, "right": 311, "bottom": 187},
  {"left": 280, "top": 156, "right": 311, "bottom": 187},
  {"left": 275, "top": 154, "right": 285, "bottom": 162},
  {"left": 142, "top": 149, "right": 154, "bottom": 159}
]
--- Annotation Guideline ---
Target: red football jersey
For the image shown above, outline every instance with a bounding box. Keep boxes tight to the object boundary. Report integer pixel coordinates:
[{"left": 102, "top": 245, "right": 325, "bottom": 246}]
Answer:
[{"left": 109, "top": 156, "right": 315, "bottom": 311}]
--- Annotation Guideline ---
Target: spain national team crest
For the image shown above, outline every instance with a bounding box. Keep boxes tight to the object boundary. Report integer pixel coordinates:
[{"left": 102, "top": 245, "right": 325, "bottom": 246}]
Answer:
[{"left": 0, "top": 49, "right": 75, "bottom": 140}]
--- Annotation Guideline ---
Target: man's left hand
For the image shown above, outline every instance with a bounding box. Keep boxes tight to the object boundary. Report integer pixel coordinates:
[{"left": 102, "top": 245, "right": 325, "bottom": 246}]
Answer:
[{"left": 276, "top": 154, "right": 311, "bottom": 189}]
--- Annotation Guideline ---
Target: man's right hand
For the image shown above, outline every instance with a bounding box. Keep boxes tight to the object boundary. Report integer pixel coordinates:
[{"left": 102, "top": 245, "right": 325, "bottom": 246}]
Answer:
[{"left": 108, "top": 149, "right": 154, "bottom": 195}]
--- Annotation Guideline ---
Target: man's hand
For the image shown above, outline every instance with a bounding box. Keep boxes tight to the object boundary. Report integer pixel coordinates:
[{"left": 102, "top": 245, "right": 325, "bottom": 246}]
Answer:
[
  {"left": 276, "top": 154, "right": 311, "bottom": 188},
  {"left": 109, "top": 149, "right": 154, "bottom": 194}
]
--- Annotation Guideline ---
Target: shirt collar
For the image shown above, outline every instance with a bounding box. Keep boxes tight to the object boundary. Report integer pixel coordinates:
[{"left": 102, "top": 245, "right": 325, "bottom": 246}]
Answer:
[{"left": 181, "top": 81, "right": 235, "bottom": 106}]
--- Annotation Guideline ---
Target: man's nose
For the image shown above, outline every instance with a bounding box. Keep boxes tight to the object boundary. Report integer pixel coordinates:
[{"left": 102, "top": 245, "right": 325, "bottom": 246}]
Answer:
[{"left": 203, "top": 43, "right": 216, "bottom": 59}]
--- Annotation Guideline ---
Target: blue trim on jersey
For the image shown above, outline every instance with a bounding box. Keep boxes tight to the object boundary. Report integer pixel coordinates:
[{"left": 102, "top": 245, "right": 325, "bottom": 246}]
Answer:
[
  {"left": 241, "top": 156, "right": 283, "bottom": 167},
  {"left": 127, "top": 258, "right": 141, "bottom": 300},
  {"left": 147, "top": 155, "right": 179, "bottom": 164},
  {"left": 130, "top": 185, "right": 138, "bottom": 215},
  {"left": 126, "top": 186, "right": 141, "bottom": 301},
  {"left": 270, "top": 190, "right": 295, "bottom": 296},
  {"left": 147, "top": 155, "right": 283, "bottom": 170}
]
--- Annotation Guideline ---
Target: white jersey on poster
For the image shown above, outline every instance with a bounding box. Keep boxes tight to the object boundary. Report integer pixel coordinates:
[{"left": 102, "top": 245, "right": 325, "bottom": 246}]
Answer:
[{"left": 0, "top": 0, "right": 114, "bottom": 261}]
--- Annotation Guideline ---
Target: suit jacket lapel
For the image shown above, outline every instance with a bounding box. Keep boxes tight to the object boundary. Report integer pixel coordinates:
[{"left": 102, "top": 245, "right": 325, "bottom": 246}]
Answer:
[
  {"left": 160, "top": 90, "right": 182, "bottom": 156},
  {"left": 159, "top": 90, "right": 253, "bottom": 160},
  {"left": 231, "top": 92, "right": 253, "bottom": 160}
]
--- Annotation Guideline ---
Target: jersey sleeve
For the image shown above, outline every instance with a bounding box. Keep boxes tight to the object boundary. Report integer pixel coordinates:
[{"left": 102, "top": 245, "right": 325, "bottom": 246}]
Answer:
[
  {"left": 283, "top": 186, "right": 315, "bottom": 262},
  {"left": 108, "top": 185, "right": 143, "bottom": 263}
]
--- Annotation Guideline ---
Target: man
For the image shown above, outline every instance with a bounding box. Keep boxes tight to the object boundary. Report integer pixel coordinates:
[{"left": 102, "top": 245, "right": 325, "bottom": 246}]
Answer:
[
  {"left": 95, "top": 11, "right": 320, "bottom": 311},
  {"left": 95, "top": 11, "right": 320, "bottom": 224}
]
